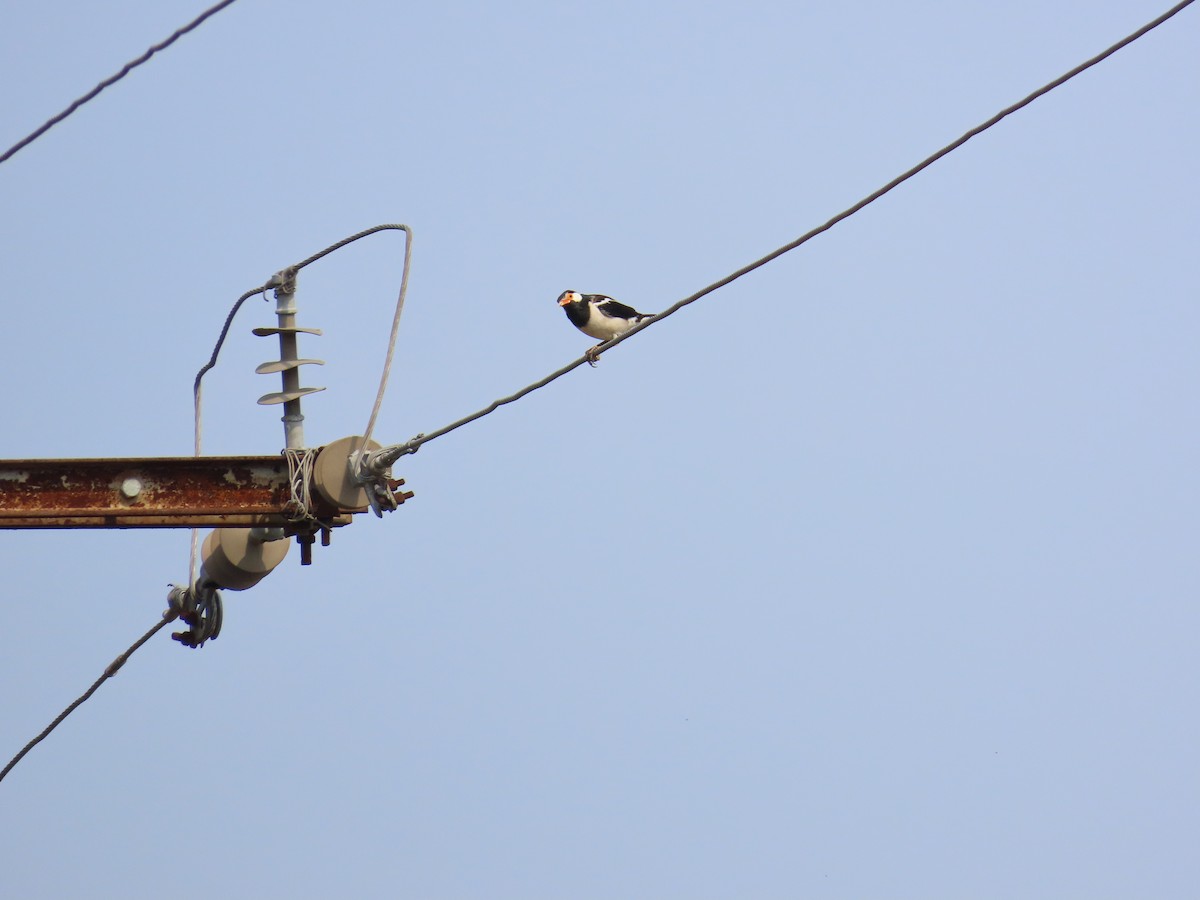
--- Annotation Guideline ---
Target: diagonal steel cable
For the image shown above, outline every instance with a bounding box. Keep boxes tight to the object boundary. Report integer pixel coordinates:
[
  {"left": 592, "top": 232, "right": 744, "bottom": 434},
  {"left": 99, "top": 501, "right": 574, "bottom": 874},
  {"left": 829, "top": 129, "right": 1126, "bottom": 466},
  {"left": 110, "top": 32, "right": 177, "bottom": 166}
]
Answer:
[
  {"left": 0, "top": 613, "right": 176, "bottom": 785},
  {"left": 381, "top": 0, "right": 1196, "bottom": 461},
  {"left": 0, "top": 0, "right": 240, "bottom": 167}
]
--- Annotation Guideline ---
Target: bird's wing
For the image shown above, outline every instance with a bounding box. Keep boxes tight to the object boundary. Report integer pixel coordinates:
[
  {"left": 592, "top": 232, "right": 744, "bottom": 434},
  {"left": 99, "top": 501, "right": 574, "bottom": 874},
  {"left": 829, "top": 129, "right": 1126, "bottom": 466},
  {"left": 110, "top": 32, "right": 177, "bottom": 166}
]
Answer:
[{"left": 592, "top": 296, "right": 643, "bottom": 320}]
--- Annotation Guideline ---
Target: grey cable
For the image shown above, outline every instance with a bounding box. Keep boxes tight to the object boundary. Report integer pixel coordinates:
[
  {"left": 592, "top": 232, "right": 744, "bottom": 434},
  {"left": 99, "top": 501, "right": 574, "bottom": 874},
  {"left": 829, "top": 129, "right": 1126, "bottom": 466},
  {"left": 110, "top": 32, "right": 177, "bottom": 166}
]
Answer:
[
  {"left": 387, "top": 0, "right": 1196, "bottom": 459},
  {"left": 0, "top": 0, "right": 239, "bottom": 167},
  {"left": 357, "top": 226, "right": 413, "bottom": 454},
  {"left": 0, "top": 613, "right": 176, "bottom": 785},
  {"left": 189, "top": 283, "right": 271, "bottom": 585}
]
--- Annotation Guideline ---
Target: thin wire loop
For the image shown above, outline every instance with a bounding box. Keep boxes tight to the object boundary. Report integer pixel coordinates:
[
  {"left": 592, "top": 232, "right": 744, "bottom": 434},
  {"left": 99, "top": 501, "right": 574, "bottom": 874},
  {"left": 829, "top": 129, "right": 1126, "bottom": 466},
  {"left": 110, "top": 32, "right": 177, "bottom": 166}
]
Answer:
[
  {"left": 282, "top": 224, "right": 415, "bottom": 454},
  {"left": 357, "top": 226, "right": 412, "bottom": 454},
  {"left": 189, "top": 283, "right": 270, "bottom": 585},
  {"left": 272, "top": 223, "right": 419, "bottom": 456}
]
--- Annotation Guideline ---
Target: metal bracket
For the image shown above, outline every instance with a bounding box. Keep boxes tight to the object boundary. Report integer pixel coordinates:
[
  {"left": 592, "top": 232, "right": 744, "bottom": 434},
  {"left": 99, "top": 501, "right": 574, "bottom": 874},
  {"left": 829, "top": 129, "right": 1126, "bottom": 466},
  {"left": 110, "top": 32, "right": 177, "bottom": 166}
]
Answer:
[
  {"left": 350, "top": 444, "right": 416, "bottom": 517},
  {"left": 167, "top": 583, "right": 223, "bottom": 648}
]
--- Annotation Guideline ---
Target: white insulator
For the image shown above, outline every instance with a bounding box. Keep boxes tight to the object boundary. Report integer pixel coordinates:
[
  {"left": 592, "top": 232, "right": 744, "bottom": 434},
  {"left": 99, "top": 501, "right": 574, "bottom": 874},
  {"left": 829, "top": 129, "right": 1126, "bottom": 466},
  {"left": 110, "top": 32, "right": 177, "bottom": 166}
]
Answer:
[
  {"left": 311, "top": 435, "right": 382, "bottom": 510},
  {"left": 200, "top": 527, "right": 290, "bottom": 591}
]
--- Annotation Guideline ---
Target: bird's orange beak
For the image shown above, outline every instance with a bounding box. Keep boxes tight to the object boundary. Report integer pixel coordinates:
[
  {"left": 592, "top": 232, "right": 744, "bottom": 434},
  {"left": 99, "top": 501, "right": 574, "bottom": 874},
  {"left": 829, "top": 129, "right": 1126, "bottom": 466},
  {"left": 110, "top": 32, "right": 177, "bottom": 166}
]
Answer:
[{"left": 558, "top": 294, "right": 573, "bottom": 306}]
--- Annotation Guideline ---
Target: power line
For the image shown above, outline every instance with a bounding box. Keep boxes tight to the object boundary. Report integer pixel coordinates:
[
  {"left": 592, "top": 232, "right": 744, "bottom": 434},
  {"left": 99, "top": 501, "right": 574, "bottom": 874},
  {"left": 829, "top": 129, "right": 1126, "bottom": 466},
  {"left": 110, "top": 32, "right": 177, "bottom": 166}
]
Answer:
[
  {"left": 0, "top": 613, "right": 175, "bottom": 785},
  {"left": 384, "top": 0, "right": 1197, "bottom": 460},
  {"left": 4, "top": 0, "right": 1192, "bottom": 789},
  {"left": 0, "top": 0, "right": 239, "bottom": 167}
]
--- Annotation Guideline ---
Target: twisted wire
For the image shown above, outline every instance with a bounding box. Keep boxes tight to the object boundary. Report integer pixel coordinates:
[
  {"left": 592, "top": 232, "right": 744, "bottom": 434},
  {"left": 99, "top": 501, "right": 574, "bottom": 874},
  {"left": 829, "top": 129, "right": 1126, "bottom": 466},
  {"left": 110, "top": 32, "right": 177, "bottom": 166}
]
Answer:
[
  {"left": 387, "top": 0, "right": 1197, "bottom": 459},
  {"left": 0, "top": 613, "right": 175, "bottom": 785},
  {"left": 283, "top": 447, "right": 319, "bottom": 522},
  {"left": 0, "top": 0, "right": 240, "bottom": 167},
  {"left": 291, "top": 223, "right": 410, "bottom": 273}
]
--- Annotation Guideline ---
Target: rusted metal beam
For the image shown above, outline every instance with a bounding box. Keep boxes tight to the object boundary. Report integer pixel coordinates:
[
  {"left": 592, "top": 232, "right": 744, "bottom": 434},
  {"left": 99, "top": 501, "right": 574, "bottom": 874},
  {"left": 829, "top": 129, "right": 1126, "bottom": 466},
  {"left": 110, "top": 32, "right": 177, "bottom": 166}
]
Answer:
[
  {"left": 2, "top": 513, "right": 356, "bottom": 530},
  {"left": 0, "top": 456, "right": 351, "bottom": 529}
]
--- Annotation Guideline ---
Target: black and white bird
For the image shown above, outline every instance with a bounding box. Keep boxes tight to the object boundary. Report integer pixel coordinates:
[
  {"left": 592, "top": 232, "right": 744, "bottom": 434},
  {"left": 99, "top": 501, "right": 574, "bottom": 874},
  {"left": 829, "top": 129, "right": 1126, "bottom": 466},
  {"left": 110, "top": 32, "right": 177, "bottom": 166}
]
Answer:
[{"left": 556, "top": 290, "right": 655, "bottom": 365}]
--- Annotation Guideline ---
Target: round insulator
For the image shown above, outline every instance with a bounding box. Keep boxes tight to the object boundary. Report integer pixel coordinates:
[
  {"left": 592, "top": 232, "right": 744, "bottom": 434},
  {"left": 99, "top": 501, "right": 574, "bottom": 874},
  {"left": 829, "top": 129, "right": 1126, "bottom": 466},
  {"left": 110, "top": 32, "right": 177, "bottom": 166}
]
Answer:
[
  {"left": 312, "top": 435, "right": 382, "bottom": 511},
  {"left": 200, "top": 527, "right": 290, "bottom": 591}
]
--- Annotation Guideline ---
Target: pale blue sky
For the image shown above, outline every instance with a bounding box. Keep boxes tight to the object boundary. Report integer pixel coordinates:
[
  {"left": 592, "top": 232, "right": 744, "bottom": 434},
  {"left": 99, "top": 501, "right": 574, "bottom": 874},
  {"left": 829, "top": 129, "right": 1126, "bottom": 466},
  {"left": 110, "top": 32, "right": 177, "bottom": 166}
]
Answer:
[{"left": 1, "top": 2, "right": 1197, "bottom": 897}]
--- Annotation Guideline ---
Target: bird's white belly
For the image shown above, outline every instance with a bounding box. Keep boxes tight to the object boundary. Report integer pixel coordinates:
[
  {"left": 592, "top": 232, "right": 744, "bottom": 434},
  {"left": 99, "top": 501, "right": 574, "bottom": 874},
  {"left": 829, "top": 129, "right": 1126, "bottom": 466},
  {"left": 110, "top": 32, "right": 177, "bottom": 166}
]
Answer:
[{"left": 582, "top": 314, "right": 636, "bottom": 341}]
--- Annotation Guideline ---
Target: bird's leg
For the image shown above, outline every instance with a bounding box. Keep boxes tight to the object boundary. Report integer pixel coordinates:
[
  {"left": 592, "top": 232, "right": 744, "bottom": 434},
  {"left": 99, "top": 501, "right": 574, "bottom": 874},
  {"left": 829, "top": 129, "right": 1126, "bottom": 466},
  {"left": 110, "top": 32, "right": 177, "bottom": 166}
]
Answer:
[{"left": 585, "top": 344, "right": 602, "bottom": 367}]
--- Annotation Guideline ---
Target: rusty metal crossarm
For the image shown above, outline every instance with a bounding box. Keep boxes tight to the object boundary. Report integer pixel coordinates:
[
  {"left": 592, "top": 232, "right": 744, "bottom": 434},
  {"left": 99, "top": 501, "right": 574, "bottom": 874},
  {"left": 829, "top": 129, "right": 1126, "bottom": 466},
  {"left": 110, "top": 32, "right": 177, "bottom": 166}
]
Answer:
[{"left": 0, "top": 456, "right": 356, "bottom": 529}]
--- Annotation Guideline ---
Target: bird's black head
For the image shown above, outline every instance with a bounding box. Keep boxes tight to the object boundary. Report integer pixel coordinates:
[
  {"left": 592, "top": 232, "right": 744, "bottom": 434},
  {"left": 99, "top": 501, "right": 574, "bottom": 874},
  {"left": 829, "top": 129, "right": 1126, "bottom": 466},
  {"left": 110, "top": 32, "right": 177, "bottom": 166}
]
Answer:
[{"left": 557, "top": 290, "right": 582, "bottom": 307}]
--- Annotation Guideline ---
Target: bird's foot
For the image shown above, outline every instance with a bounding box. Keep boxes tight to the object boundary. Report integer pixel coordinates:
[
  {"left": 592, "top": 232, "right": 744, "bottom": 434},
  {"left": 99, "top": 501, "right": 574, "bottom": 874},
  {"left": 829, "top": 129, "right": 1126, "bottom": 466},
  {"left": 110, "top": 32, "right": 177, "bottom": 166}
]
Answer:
[{"left": 585, "top": 346, "right": 602, "bottom": 367}]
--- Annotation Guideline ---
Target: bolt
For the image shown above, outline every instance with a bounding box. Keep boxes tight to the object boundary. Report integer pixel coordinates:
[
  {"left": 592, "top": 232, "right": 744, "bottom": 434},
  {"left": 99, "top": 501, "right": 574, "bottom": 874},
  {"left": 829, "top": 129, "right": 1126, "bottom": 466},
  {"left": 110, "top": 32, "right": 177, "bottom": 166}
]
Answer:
[{"left": 120, "top": 477, "right": 143, "bottom": 499}]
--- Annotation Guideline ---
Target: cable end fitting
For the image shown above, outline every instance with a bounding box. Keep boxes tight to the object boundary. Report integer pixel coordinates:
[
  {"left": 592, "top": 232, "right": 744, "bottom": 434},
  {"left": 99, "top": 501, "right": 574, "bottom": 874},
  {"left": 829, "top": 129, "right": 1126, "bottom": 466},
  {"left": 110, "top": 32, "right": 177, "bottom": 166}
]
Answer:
[
  {"left": 355, "top": 434, "right": 423, "bottom": 480},
  {"left": 270, "top": 266, "right": 298, "bottom": 297}
]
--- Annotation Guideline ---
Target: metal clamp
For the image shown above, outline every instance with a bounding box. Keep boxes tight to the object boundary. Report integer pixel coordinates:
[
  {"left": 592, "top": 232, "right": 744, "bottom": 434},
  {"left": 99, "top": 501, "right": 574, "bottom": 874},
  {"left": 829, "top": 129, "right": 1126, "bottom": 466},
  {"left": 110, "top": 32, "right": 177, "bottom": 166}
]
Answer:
[
  {"left": 350, "top": 444, "right": 416, "bottom": 517},
  {"left": 167, "top": 583, "right": 223, "bottom": 648}
]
